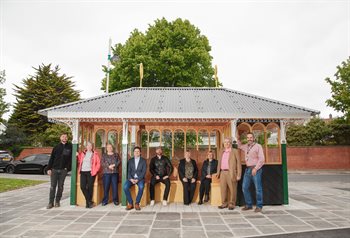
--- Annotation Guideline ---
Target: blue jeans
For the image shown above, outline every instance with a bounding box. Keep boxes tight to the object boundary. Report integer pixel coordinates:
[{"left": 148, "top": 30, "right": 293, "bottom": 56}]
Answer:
[
  {"left": 242, "top": 167, "right": 263, "bottom": 208},
  {"left": 123, "top": 180, "right": 145, "bottom": 205},
  {"left": 102, "top": 173, "right": 118, "bottom": 204}
]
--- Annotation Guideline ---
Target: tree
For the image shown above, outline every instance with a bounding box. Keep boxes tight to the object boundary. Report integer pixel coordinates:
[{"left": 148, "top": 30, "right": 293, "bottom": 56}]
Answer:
[
  {"left": 327, "top": 117, "right": 350, "bottom": 145},
  {"left": 9, "top": 64, "right": 80, "bottom": 144},
  {"left": 37, "top": 124, "right": 72, "bottom": 147},
  {"left": 287, "top": 118, "right": 331, "bottom": 146},
  {"left": 103, "top": 18, "right": 216, "bottom": 92},
  {"left": 325, "top": 58, "right": 350, "bottom": 121},
  {"left": 0, "top": 123, "right": 29, "bottom": 157},
  {"left": 0, "top": 70, "right": 10, "bottom": 122}
]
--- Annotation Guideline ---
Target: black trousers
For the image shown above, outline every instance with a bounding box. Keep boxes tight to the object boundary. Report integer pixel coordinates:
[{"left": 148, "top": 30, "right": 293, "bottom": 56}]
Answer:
[
  {"left": 49, "top": 169, "right": 67, "bottom": 204},
  {"left": 181, "top": 181, "right": 196, "bottom": 205},
  {"left": 199, "top": 178, "right": 212, "bottom": 202},
  {"left": 150, "top": 176, "right": 171, "bottom": 200},
  {"left": 80, "top": 171, "right": 95, "bottom": 205}
]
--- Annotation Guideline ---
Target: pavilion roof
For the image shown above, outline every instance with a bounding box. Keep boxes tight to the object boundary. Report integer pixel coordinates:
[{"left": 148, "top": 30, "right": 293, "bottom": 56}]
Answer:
[{"left": 38, "top": 87, "right": 319, "bottom": 120}]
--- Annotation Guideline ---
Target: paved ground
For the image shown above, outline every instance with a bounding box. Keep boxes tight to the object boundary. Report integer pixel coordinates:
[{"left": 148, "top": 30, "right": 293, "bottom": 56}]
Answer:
[{"left": 0, "top": 171, "right": 349, "bottom": 238}]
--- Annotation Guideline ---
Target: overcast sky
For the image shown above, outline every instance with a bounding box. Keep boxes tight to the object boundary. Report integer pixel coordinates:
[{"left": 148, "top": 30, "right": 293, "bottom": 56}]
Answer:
[{"left": 1, "top": 0, "right": 349, "bottom": 120}]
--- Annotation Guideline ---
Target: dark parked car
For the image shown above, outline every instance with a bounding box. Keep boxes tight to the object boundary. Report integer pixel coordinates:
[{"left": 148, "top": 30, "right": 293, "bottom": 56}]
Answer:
[
  {"left": 0, "top": 150, "right": 14, "bottom": 172},
  {"left": 6, "top": 154, "right": 50, "bottom": 175}
]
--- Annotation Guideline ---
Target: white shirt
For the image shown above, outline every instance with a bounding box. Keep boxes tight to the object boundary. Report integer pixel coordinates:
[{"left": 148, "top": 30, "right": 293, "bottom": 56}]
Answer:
[
  {"left": 81, "top": 151, "right": 92, "bottom": 172},
  {"left": 134, "top": 157, "right": 140, "bottom": 178}
]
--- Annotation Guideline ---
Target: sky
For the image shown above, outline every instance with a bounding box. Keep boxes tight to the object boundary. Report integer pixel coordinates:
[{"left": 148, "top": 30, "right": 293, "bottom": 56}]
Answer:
[{"left": 1, "top": 0, "right": 349, "bottom": 120}]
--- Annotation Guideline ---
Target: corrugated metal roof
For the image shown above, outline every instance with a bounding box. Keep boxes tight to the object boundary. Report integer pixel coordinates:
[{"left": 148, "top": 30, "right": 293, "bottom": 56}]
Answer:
[{"left": 38, "top": 87, "right": 319, "bottom": 119}]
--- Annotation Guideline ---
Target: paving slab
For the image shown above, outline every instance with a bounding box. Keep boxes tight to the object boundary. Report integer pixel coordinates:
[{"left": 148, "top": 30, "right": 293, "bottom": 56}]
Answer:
[{"left": 0, "top": 172, "right": 350, "bottom": 238}]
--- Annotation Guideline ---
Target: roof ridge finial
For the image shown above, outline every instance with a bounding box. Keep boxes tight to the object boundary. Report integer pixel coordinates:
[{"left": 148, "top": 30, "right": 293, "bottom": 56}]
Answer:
[
  {"left": 214, "top": 65, "right": 219, "bottom": 88},
  {"left": 139, "top": 63, "right": 144, "bottom": 88}
]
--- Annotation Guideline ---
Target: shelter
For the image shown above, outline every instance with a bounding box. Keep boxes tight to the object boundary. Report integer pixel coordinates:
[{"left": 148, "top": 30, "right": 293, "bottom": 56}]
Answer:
[{"left": 39, "top": 87, "right": 319, "bottom": 206}]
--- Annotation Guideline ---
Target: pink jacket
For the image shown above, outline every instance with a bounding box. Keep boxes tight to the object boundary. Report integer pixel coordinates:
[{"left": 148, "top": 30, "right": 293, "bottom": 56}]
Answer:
[{"left": 77, "top": 150, "right": 101, "bottom": 176}]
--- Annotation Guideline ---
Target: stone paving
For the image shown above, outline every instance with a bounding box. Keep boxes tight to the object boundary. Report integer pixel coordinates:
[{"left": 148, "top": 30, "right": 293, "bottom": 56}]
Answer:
[{"left": 0, "top": 171, "right": 349, "bottom": 237}]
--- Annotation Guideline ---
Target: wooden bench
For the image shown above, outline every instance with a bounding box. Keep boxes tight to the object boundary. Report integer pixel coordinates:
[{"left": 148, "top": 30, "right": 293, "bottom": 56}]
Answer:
[{"left": 76, "top": 175, "right": 221, "bottom": 207}]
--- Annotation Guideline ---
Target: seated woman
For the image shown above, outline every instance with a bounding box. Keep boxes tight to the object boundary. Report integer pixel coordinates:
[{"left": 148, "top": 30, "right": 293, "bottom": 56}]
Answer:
[
  {"left": 77, "top": 142, "right": 101, "bottom": 208},
  {"left": 101, "top": 144, "right": 120, "bottom": 206},
  {"left": 178, "top": 150, "right": 198, "bottom": 205},
  {"left": 198, "top": 151, "right": 218, "bottom": 205}
]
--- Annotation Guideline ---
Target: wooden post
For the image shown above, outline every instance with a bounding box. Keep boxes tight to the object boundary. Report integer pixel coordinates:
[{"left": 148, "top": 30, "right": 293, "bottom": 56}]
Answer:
[
  {"left": 121, "top": 120, "right": 129, "bottom": 206},
  {"left": 69, "top": 119, "right": 79, "bottom": 206},
  {"left": 280, "top": 120, "right": 289, "bottom": 204}
]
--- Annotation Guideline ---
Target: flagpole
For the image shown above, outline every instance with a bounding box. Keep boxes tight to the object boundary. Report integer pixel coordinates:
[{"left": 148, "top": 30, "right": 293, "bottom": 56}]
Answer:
[{"left": 106, "top": 38, "right": 112, "bottom": 94}]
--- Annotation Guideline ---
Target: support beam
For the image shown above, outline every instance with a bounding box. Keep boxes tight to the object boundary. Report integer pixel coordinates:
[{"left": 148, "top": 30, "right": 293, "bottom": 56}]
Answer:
[
  {"left": 231, "top": 119, "right": 238, "bottom": 148},
  {"left": 69, "top": 119, "right": 79, "bottom": 206},
  {"left": 131, "top": 125, "right": 136, "bottom": 150},
  {"left": 280, "top": 119, "right": 289, "bottom": 205},
  {"left": 121, "top": 120, "right": 129, "bottom": 206}
]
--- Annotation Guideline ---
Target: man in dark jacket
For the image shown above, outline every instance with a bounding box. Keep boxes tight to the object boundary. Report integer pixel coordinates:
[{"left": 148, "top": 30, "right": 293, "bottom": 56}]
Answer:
[
  {"left": 123, "top": 146, "right": 147, "bottom": 211},
  {"left": 149, "top": 146, "right": 173, "bottom": 206},
  {"left": 46, "top": 133, "right": 72, "bottom": 209}
]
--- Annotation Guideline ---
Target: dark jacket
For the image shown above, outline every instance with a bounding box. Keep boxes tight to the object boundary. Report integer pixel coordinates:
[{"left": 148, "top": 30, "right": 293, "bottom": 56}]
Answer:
[
  {"left": 178, "top": 158, "right": 198, "bottom": 181},
  {"left": 200, "top": 159, "right": 218, "bottom": 181},
  {"left": 127, "top": 157, "right": 147, "bottom": 181},
  {"left": 149, "top": 155, "right": 173, "bottom": 177},
  {"left": 48, "top": 142, "right": 72, "bottom": 171}
]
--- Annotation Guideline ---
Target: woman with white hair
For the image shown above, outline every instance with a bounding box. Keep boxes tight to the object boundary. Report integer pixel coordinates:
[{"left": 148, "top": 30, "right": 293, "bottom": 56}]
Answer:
[{"left": 77, "top": 142, "right": 101, "bottom": 208}]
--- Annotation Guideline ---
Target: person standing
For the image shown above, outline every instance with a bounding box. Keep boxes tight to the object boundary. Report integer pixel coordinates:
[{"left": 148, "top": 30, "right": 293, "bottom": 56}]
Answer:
[
  {"left": 178, "top": 150, "right": 198, "bottom": 205},
  {"left": 77, "top": 142, "right": 101, "bottom": 208},
  {"left": 149, "top": 146, "right": 173, "bottom": 206},
  {"left": 46, "top": 133, "right": 72, "bottom": 209},
  {"left": 198, "top": 151, "right": 218, "bottom": 205},
  {"left": 238, "top": 132, "right": 265, "bottom": 212},
  {"left": 217, "top": 137, "right": 242, "bottom": 210},
  {"left": 123, "top": 146, "right": 147, "bottom": 211},
  {"left": 101, "top": 144, "right": 120, "bottom": 206}
]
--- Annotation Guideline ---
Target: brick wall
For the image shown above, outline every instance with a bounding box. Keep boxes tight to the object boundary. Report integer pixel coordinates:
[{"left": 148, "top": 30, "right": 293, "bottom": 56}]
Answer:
[
  {"left": 287, "top": 146, "right": 350, "bottom": 170},
  {"left": 15, "top": 146, "right": 350, "bottom": 170},
  {"left": 16, "top": 147, "right": 53, "bottom": 160}
]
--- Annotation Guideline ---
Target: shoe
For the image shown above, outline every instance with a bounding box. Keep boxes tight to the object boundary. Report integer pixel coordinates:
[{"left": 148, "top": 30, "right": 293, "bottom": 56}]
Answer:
[
  {"left": 218, "top": 204, "right": 228, "bottom": 209},
  {"left": 228, "top": 206, "right": 235, "bottom": 210},
  {"left": 204, "top": 195, "right": 209, "bottom": 202},
  {"left": 150, "top": 200, "right": 155, "bottom": 206},
  {"left": 114, "top": 201, "right": 119, "bottom": 206},
  {"left": 86, "top": 203, "right": 93, "bottom": 209},
  {"left": 254, "top": 207, "right": 262, "bottom": 213},
  {"left": 101, "top": 202, "right": 108, "bottom": 206},
  {"left": 135, "top": 203, "right": 141, "bottom": 210},
  {"left": 198, "top": 201, "right": 203, "bottom": 205},
  {"left": 162, "top": 200, "right": 167, "bottom": 206},
  {"left": 46, "top": 203, "right": 54, "bottom": 209},
  {"left": 54, "top": 201, "right": 60, "bottom": 207},
  {"left": 126, "top": 204, "right": 134, "bottom": 210},
  {"left": 242, "top": 206, "right": 253, "bottom": 211}
]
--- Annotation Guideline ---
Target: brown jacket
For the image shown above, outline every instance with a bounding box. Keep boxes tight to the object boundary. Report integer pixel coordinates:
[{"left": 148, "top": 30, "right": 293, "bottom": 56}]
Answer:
[{"left": 217, "top": 148, "right": 242, "bottom": 181}]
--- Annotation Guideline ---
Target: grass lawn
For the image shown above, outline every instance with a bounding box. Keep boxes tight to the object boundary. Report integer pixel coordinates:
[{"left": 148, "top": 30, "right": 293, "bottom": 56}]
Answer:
[{"left": 0, "top": 178, "right": 46, "bottom": 193}]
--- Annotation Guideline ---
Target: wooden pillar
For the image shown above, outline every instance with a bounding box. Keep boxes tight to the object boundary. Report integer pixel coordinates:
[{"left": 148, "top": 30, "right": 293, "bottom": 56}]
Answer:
[
  {"left": 69, "top": 119, "right": 79, "bottom": 206},
  {"left": 231, "top": 119, "right": 238, "bottom": 148},
  {"left": 280, "top": 119, "right": 289, "bottom": 205},
  {"left": 131, "top": 125, "right": 136, "bottom": 151},
  {"left": 121, "top": 120, "right": 129, "bottom": 206}
]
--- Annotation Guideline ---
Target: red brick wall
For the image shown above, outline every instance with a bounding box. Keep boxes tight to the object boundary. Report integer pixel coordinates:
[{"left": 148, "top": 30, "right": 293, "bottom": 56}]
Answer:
[
  {"left": 15, "top": 146, "right": 350, "bottom": 170},
  {"left": 287, "top": 146, "right": 350, "bottom": 170},
  {"left": 16, "top": 147, "right": 53, "bottom": 160}
]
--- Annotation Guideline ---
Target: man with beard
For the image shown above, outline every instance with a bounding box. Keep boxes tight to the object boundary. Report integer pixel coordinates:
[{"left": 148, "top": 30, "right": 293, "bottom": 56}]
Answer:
[
  {"left": 238, "top": 132, "right": 265, "bottom": 212},
  {"left": 149, "top": 146, "right": 173, "bottom": 206},
  {"left": 46, "top": 133, "right": 72, "bottom": 209}
]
